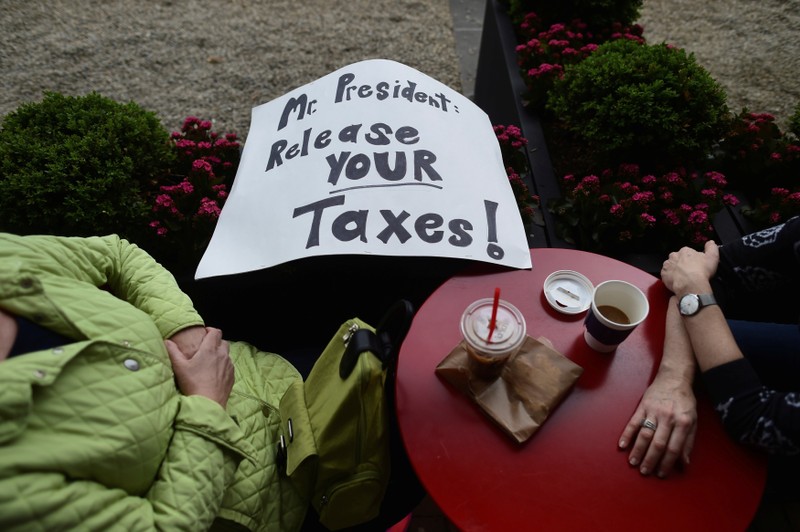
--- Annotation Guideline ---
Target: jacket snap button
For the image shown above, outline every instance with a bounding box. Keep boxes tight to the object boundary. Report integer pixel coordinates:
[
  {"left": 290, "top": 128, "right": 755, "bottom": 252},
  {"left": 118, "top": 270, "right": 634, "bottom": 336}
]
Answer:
[
  {"left": 121, "top": 340, "right": 132, "bottom": 347},
  {"left": 20, "top": 278, "right": 34, "bottom": 289},
  {"left": 33, "top": 369, "right": 46, "bottom": 379},
  {"left": 123, "top": 359, "right": 140, "bottom": 371},
  {"left": 261, "top": 405, "right": 271, "bottom": 418}
]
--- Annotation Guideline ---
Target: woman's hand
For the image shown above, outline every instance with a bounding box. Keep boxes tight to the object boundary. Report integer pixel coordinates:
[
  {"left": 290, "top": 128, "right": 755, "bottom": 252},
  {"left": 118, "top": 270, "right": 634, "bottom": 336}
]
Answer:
[
  {"left": 168, "top": 326, "right": 208, "bottom": 358},
  {"left": 166, "top": 327, "right": 234, "bottom": 408},
  {"left": 661, "top": 240, "right": 719, "bottom": 295},
  {"left": 0, "top": 308, "right": 18, "bottom": 362},
  {"left": 618, "top": 374, "right": 697, "bottom": 478}
]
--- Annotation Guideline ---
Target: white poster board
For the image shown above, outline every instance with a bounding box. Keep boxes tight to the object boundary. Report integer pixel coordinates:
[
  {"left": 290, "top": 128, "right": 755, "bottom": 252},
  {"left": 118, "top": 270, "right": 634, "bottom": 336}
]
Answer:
[{"left": 196, "top": 59, "right": 532, "bottom": 279}]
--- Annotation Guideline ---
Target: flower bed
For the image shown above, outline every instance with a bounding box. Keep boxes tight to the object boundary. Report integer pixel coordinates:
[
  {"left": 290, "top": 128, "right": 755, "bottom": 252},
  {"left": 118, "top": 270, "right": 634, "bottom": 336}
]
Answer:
[
  {"left": 550, "top": 164, "right": 738, "bottom": 252},
  {"left": 145, "top": 116, "right": 241, "bottom": 271},
  {"left": 476, "top": 0, "right": 800, "bottom": 268}
]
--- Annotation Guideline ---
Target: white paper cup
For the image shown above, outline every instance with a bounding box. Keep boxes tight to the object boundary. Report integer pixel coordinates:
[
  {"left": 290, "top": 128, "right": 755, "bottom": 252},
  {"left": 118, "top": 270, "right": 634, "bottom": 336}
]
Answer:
[{"left": 583, "top": 280, "right": 649, "bottom": 352}]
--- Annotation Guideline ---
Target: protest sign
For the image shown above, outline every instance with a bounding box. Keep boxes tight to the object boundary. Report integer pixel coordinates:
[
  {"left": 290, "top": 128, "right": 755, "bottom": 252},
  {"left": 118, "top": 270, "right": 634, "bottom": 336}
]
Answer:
[{"left": 195, "top": 59, "right": 532, "bottom": 279}]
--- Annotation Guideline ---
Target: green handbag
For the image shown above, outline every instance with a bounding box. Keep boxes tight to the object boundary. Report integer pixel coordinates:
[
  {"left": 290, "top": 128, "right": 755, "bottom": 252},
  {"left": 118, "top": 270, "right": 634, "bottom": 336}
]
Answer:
[{"left": 277, "top": 300, "right": 413, "bottom": 530}]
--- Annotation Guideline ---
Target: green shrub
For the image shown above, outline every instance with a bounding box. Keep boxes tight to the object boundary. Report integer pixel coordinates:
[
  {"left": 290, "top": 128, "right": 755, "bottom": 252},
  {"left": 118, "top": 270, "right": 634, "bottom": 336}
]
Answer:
[
  {"left": 546, "top": 40, "right": 729, "bottom": 171},
  {"left": 714, "top": 110, "right": 800, "bottom": 229},
  {"left": 507, "top": 0, "right": 642, "bottom": 29},
  {"left": 0, "top": 92, "right": 173, "bottom": 239}
]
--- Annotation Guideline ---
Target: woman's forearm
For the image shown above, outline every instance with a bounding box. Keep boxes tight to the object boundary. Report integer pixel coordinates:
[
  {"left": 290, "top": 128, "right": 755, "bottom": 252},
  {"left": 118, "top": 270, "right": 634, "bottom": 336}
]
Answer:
[
  {"left": 659, "top": 297, "right": 697, "bottom": 382},
  {"left": 678, "top": 298, "right": 744, "bottom": 372}
]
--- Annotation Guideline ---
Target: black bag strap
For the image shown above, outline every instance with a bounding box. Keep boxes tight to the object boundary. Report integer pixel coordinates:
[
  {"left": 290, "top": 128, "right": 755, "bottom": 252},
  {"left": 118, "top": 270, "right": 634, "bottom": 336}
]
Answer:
[{"left": 339, "top": 299, "right": 415, "bottom": 379}]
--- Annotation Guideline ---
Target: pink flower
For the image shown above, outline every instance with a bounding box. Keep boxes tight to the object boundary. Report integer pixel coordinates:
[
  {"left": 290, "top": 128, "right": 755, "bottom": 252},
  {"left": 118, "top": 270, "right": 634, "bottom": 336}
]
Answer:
[
  {"left": 182, "top": 116, "right": 202, "bottom": 129},
  {"left": 529, "top": 63, "right": 564, "bottom": 78},
  {"left": 640, "top": 213, "right": 656, "bottom": 226},
  {"left": 506, "top": 125, "right": 522, "bottom": 136},
  {"left": 581, "top": 175, "right": 600, "bottom": 187},
  {"left": 197, "top": 197, "right": 221, "bottom": 218},
  {"left": 723, "top": 194, "right": 740, "bottom": 206},
  {"left": 154, "top": 194, "right": 175, "bottom": 210},
  {"left": 610, "top": 204, "right": 624, "bottom": 217},
  {"left": 641, "top": 175, "right": 657, "bottom": 186},
  {"left": 700, "top": 188, "right": 719, "bottom": 200},
  {"left": 192, "top": 159, "right": 214, "bottom": 175},
  {"left": 662, "top": 209, "right": 680, "bottom": 226},
  {"left": 663, "top": 172, "right": 684, "bottom": 186},
  {"left": 706, "top": 171, "right": 727, "bottom": 187},
  {"left": 688, "top": 211, "right": 708, "bottom": 225},
  {"left": 176, "top": 139, "right": 196, "bottom": 149},
  {"left": 212, "top": 184, "right": 228, "bottom": 199}
]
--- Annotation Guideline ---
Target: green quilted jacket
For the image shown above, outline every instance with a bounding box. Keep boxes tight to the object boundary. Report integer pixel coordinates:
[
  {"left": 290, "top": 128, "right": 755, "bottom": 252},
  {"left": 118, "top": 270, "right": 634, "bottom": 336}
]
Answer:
[{"left": 0, "top": 234, "right": 307, "bottom": 531}]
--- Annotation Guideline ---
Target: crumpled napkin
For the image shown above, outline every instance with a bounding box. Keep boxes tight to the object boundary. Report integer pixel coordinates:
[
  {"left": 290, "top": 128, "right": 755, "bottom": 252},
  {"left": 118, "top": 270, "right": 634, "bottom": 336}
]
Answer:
[{"left": 435, "top": 335, "right": 583, "bottom": 443}]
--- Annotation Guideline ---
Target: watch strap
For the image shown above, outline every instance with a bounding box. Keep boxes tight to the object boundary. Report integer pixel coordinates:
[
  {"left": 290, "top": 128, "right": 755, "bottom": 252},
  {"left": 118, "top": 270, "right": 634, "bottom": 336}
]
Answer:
[{"left": 697, "top": 293, "right": 717, "bottom": 307}]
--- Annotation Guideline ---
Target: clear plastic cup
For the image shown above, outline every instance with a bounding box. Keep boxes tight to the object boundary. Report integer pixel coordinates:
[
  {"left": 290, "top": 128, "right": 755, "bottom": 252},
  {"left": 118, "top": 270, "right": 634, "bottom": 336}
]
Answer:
[{"left": 460, "top": 298, "right": 527, "bottom": 380}]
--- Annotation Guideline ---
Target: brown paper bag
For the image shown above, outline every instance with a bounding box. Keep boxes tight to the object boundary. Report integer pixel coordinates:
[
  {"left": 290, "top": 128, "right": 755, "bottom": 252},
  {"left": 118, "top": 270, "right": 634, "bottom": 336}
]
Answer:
[{"left": 435, "top": 335, "right": 583, "bottom": 443}]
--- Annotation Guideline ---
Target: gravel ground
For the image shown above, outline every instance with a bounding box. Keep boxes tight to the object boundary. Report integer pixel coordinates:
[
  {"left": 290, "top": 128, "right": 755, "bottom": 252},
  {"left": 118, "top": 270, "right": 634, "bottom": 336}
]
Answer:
[
  {"left": 0, "top": 0, "right": 797, "bottom": 138},
  {"left": 639, "top": 0, "right": 799, "bottom": 129},
  {"left": 0, "top": 0, "right": 461, "bottom": 138}
]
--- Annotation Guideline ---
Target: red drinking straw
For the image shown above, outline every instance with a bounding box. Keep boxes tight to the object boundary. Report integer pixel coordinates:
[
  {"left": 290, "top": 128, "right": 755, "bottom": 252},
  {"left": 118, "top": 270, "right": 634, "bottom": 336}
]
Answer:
[{"left": 486, "top": 287, "right": 501, "bottom": 343}]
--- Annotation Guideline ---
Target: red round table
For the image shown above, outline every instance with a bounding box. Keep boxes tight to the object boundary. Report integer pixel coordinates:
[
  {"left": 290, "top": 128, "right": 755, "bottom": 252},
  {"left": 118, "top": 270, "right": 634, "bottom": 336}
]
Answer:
[{"left": 396, "top": 248, "right": 767, "bottom": 531}]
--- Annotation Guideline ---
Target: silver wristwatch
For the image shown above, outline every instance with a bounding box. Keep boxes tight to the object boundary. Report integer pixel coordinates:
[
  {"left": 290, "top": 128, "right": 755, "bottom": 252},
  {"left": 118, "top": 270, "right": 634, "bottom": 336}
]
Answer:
[{"left": 678, "top": 293, "right": 717, "bottom": 316}]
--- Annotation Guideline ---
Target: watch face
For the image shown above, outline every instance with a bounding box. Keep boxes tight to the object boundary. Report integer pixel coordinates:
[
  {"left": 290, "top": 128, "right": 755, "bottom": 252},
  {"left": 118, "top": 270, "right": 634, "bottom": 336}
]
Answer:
[{"left": 679, "top": 294, "right": 700, "bottom": 315}]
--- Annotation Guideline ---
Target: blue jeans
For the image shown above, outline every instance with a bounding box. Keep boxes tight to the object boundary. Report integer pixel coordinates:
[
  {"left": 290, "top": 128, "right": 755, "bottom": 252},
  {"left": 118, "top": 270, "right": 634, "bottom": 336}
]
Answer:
[
  {"left": 730, "top": 319, "right": 800, "bottom": 392},
  {"left": 729, "top": 319, "right": 800, "bottom": 504}
]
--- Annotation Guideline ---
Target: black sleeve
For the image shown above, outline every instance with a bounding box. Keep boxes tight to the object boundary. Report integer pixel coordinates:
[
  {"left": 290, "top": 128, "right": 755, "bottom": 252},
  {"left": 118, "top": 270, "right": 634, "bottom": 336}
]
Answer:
[
  {"left": 712, "top": 216, "right": 800, "bottom": 324},
  {"left": 702, "top": 358, "right": 800, "bottom": 455}
]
